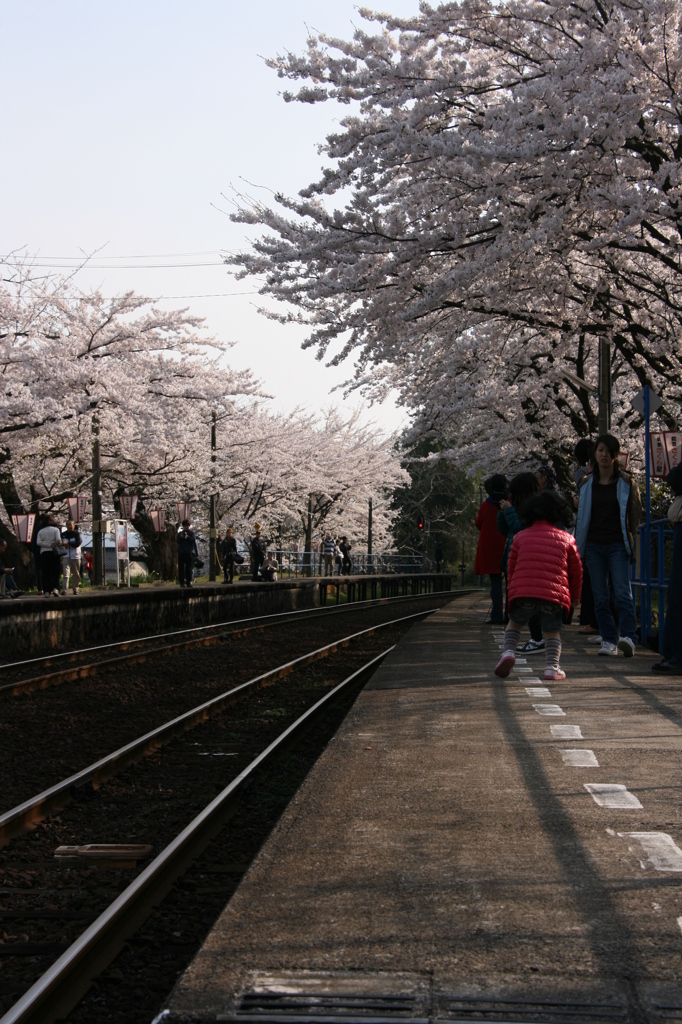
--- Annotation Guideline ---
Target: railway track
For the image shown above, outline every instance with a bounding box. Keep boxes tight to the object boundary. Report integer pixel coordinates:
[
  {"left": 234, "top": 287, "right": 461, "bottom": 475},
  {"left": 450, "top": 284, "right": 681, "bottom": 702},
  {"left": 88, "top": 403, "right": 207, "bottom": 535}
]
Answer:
[
  {"left": 0, "top": 610, "right": 432, "bottom": 846},
  {"left": 0, "top": 604, "right": 441, "bottom": 1024},
  {"left": 0, "top": 647, "right": 393, "bottom": 1024},
  {"left": 1, "top": 590, "right": 464, "bottom": 697}
]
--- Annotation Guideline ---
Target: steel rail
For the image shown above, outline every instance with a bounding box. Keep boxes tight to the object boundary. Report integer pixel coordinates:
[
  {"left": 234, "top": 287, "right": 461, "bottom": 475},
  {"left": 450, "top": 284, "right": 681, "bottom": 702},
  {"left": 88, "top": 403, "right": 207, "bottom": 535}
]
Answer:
[
  {"left": 0, "top": 647, "right": 393, "bottom": 1024},
  {"left": 0, "top": 590, "right": 462, "bottom": 697},
  {"left": 0, "top": 610, "right": 432, "bottom": 846}
]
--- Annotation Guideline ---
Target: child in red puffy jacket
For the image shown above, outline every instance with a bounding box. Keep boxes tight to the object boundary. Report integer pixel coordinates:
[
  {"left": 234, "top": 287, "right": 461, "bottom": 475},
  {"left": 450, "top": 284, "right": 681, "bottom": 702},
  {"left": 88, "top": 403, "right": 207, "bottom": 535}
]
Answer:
[{"left": 495, "top": 491, "right": 583, "bottom": 681}]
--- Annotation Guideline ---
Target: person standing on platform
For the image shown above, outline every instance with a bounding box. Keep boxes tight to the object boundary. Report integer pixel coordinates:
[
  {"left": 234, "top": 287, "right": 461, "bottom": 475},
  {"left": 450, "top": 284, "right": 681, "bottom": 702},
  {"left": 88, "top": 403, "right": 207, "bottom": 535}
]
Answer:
[
  {"left": 30, "top": 513, "right": 48, "bottom": 594},
  {"left": 575, "top": 434, "right": 642, "bottom": 657},
  {"left": 177, "top": 519, "right": 198, "bottom": 589},
  {"left": 652, "top": 464, "right": 682, "bottom": 673},
  {"left": 36, "top": 516, "right": 63, "bottom": 597},
  {"left": 221, "top": 527, "right": 238, "bottom": 584},
  {"left": 474, "top": 474, "right": 508, "bottom": 625},
  {"left": 251, "top": 524, "right": 266, "bottom": 581},
  {"left": 495, "top": 491, "right": 583, "bottom": 681},
  {"left": 321, "top": 532, "right": 335, "bottom": 576},
  {"left": 339, "top": 536, "right": 352, "bottom": 575},
  {"left": 572, "top": 440, "right": 599, "bottom": 635},
  {"left": 61, "top": 519, "right": 82, "bottom": 595},
  {"left": 0, "top": 540, "right": 24, "bottom": 598},
  {"left": 261, "top": 551, "right": 279, "bottom": 582}
]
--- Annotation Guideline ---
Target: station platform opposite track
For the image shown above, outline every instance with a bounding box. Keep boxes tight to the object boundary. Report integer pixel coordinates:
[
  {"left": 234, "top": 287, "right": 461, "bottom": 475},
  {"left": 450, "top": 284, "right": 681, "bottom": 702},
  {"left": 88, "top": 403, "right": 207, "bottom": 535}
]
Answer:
[
  {"left": 0, "top": 573, "right": 454, "bottom": 659},
  {"left": 165, "top": 594, "right": 682, "bottom": 1024}
]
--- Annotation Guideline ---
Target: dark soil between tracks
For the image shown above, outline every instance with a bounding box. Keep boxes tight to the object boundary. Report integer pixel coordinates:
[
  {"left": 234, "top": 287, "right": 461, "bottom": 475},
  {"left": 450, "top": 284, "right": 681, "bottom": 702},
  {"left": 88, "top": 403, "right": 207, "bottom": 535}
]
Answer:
[
  {"left": 0, "top": 597, "right": 451, "bottom": 814},
  {"left": 0, "top": 613, "right": 436, "bottom": 1020}
]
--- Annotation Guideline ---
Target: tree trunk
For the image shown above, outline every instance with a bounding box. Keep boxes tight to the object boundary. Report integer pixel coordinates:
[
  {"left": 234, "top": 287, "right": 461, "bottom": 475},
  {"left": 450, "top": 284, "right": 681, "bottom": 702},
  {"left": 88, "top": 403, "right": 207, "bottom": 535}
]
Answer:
[
  {"left": 0, "top": 448, "right": 35, "bottom": 589},
  {"left": 133, "top": 512, "right": 177, "bottom": 581}
]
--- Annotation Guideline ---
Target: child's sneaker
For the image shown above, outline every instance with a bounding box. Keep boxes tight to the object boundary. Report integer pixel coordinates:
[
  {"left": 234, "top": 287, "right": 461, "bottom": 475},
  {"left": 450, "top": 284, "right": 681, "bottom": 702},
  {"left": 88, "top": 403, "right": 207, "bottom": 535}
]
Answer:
[
  {"left": 544, "top": 667, "right": 566, "bottom": 680},
  {"left": 495, "top": 651, "right": 516, "bottom": 677}
]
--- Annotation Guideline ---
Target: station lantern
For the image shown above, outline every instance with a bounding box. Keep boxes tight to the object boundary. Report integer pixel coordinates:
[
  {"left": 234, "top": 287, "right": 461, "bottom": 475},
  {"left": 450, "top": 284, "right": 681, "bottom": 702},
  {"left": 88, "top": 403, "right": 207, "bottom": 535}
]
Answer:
[
  {"left": 176, "top": 501, "right": 192, "bottom": 523},
  {"left": 119, "top": 494, "right": 139, "bottom": 520},
  {"left": 150, "top": 509, "right": 166, "bottom": 534},
  {"left": 66, "top": 496, "right": 88, "bottom": 523},
  {"left": 11, "top": 513, "right": 37, "bottom": 543}
]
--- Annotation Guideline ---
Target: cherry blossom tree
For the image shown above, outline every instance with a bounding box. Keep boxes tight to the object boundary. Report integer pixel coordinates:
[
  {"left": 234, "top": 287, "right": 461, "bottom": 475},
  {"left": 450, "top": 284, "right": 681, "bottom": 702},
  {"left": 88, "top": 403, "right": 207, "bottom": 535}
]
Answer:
[{"left": 229, "top": 1, "right": 682, "bottom": 482}]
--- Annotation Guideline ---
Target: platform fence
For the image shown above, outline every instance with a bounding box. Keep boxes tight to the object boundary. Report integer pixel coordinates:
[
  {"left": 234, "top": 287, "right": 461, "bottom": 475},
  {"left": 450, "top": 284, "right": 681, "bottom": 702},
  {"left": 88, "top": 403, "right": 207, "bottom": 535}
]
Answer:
[{"left": 630, "top": 520, "right": 673, "bottom": 652}]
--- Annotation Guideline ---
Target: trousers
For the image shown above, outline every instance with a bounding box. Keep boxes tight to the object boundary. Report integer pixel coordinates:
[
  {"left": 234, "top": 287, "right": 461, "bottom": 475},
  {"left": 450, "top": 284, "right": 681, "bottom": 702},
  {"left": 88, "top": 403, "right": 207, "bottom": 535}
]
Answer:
[
  {"left": 178, "top": 551, "right": 194, "bottom": 587},
  {"left": 584, "top": 541, "right": 638, "bottom": 645}
]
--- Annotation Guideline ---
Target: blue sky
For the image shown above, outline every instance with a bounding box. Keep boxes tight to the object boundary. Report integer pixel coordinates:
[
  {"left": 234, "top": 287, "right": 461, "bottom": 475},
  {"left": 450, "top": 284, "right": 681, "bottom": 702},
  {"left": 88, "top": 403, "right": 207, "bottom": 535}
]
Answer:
[{"left": 1, "top": 1, "right": 420, "bottom": 431}]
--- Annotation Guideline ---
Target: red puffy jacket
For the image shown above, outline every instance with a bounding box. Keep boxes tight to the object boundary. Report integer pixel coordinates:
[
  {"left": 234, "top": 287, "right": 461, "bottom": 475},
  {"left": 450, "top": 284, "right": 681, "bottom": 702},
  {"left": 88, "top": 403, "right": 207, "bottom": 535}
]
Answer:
[{"left": 507, "top": 520, "right": 583, "bottom": 612}]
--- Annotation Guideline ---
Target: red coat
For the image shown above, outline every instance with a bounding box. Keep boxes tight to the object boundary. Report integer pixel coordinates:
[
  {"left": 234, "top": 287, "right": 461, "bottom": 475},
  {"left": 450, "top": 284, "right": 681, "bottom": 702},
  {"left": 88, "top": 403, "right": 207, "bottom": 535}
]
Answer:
[
  {"left": 507, "top": 520, "right": 583, "bottom": 612},
  {"left": 474, "top": 499, "right": 506, "bottom": 575}
]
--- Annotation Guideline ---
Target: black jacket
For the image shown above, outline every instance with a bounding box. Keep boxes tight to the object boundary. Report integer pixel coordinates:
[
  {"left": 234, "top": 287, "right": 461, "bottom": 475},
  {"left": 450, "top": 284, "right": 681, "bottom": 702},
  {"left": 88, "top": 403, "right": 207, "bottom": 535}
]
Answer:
[{"left": 221, "top": 536, "right": 237, "bottom": 558}]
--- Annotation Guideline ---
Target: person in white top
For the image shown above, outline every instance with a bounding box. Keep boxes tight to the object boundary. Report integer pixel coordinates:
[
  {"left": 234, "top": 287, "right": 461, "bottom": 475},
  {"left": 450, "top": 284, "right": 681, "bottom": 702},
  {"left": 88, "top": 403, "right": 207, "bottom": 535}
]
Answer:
[
  {"left": 61, "top": 519, "right": 82, "bottom": 595},
  {"left": 35, "top": 517, "right": 63, "bottom": 597},
  {"left": 261, "top": 552, "right": 279, "bottom": 582}
]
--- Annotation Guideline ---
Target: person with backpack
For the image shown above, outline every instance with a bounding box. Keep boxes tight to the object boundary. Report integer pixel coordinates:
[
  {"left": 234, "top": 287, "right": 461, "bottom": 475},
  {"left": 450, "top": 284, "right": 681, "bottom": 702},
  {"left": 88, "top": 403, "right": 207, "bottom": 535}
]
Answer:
[
  {"left": 177, "top": 519, "right": 198, "bottom": 588},
  {"left": 495, "top": 491, "right": 582, "bottom": 681},
  {"left": 251, "top": 524, "right": 266, "bottom": 581},
  {"left": 61, "top": 518, "right": 82, "bottom": 595},
  {"left": 221, "top": 528, "right": 238, "bottom": 584}
]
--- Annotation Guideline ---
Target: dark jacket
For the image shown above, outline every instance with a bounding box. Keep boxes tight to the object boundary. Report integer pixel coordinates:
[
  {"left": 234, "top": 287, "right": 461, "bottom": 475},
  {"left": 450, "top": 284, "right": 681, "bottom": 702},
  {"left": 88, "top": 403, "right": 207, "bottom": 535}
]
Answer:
[
  {"left": 251, "top": 535, "right": 266, "bottom": 560},
  {"left": 177, "top": 529, "right": 198, "bottom": 557},
  {"left": 496, "top": 505, "right": 523, "bottom": 573},
  {"left": 221, "top": 536, "right": 238, "bottom": 559},
  {"left": 62, "top": 528, "right": 82, "bottom": 557}
]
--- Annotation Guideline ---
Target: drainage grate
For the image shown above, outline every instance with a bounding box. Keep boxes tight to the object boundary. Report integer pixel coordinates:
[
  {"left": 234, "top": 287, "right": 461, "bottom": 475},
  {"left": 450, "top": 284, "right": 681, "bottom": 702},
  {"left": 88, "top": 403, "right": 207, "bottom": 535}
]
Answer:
[
  {"left": 438, "top": 996, "right": 629, "bottom": 1024},
  {"left": 232, "top": 991, "right": 422, "bottom": 1021}
]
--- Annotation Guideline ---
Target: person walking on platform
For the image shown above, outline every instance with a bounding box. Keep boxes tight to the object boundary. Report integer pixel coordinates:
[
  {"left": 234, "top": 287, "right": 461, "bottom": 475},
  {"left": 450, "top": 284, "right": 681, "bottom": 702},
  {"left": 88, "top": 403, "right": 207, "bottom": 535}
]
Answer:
[
  {"left": 575, "top": 434, "right": 641, "bottom": 657},
  {"left": 177, "top": 519, "right": 198, "bottom": 588},
  {"left": 339, "top": 536, "right": 352, "bottom": 575},
  {"left": 36, "top": 516, "right": 64, "bottom": 597},
  {"left": 495, "top": 491, "right": 582, "bottom": 681},
  {"left": 652, "top": 464, "right": 682, "bottom": 673},
  {"left": 251, "top": 524, "right": 266, "bottom": 581},
  {"left": 321, "top": 532, "right": 335, "bottom": 576},
  {"left": 498, "top": 473, "right": 541, "bottom": 618},
  {"left": 474, "top": 474, "right": 508, "bottom": 625},
  {"left": 221, "top": 527, "right": 238, "bottom": 584},
  {"left": 30, "top": 513, "right": 48, "bottom": 594},
  {"left": 61, "top": 519, "right": 82, "bottom": 595},
  {"left": 572, "top": 440, "right": 600, "bottom": 635}
]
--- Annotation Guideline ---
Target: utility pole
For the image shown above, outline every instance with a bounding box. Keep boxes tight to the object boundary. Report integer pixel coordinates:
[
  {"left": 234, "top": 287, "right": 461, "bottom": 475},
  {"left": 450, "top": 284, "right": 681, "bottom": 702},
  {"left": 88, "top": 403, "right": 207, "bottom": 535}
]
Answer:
[
  {"left": 304, "top": 496, "right": 313, "bottom": 577},
  {"left": 367, "top": 497, "right": 373, "bottom": 573},
  {"left": 209, "top": 411, "right": 217, "bottom": 582},
  {"left": 598, "top": 338, "right": 611, "bottom": 436},
  {"left": 91, "top": 414, "right": 103, "bottom": 586}
]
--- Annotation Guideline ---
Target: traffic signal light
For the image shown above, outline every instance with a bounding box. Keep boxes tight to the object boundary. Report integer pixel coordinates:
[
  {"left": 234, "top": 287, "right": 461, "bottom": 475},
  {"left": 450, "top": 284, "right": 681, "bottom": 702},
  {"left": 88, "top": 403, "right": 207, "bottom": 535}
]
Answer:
[{"left": 417, "top": 515, "right": 424, "bottom": 531}]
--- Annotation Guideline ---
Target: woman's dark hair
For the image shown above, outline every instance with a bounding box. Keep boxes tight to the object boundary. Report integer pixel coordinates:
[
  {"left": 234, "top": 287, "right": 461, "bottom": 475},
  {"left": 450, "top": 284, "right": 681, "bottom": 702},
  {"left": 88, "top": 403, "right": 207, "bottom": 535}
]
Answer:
[
  {"left": 667, "top": 464, "right": 682, "bottom": 497},
  {"left": 484, "top": 473, "right": 508, "bottom": 501},
  {"left": 594, "top": 433, "right": 622, "bottom": 478},
  {"left": 574, "top": 439, "right": 594, "bottom": 466},
  {"left": 508, "top": 472, "right": 541, "bottom": 509},
  {"left": 521, "top": 490, "right": 573, "bottom": 529}
]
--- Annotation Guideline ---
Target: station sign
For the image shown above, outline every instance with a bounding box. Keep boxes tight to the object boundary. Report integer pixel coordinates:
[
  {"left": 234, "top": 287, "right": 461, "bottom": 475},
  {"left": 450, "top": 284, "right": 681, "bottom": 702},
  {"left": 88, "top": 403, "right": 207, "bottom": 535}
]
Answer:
[{"left": 11, "top": 513, "right": 37, "bottom": 543}]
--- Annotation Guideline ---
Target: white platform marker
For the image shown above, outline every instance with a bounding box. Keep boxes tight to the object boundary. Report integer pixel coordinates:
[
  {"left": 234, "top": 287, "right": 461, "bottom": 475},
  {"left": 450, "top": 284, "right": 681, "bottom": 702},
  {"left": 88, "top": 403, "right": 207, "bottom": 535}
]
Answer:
[
  {"left": 561, "top": 749, "right": 599, "bottom": 767},
  {"left": 526, "top": 686, "right": 551, "bottom": 698},
  {"left": 524, "top": 677, "right": 543, "bottom": 684},
  {"left": 618, "top": 832, "right": 682, "bottom": 872},
  {"left": 551, "top": 724, "right": 583, "bottom": 739},
  {"left": 533, "top": 704, "right": 566, "bottom": 716},
  {"left": 513, "top": 667, "right": 533, "bottom": 674},
  {"left": 584, "top": 784, "right": 642, "bottom": 809},
  {"left": 678, "top": 917, "right": 682, "bottom": 935}
]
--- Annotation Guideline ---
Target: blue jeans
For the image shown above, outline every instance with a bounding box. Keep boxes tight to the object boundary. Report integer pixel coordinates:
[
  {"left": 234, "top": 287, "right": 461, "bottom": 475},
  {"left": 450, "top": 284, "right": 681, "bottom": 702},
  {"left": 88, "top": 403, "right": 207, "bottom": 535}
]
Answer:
[
  {"left": 585, "top": 542, "right": 638, "bottom": 645},
  {"left": 663, "top": 524, "right": 682, "bottom": 665}
]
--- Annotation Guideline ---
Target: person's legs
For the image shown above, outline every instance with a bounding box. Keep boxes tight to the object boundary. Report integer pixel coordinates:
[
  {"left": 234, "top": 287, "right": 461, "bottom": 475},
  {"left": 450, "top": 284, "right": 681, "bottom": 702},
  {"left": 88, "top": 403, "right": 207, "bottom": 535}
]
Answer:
[
  {"left": 662, "top": 524, "right": 682, "bottom": 665},
  {"left": 489, "top": 574, "right": 504, "bottom": 623},
  {"left": 585, "top": 543, "right": 619, "bottom": 645},
  {"left": 607, "top": 543, "right": 638, "bottom": 644},
  {"left": 62, "top": 560, "right": 70, "bottom": 594},
  {"left": 68, "top": 559, "right": 80, "bottom": 593},
  {"left": 528, "top": 613, "right": 543, "bottom": 643},
  {"left": 0, "top": 574, "right": 6, "bottom": 597},
  {"left": 578, "top": 566, "right": 599, "bottom": 630},
  {"left": 178, "top": 552, "right": 192, "bottom": 586}
]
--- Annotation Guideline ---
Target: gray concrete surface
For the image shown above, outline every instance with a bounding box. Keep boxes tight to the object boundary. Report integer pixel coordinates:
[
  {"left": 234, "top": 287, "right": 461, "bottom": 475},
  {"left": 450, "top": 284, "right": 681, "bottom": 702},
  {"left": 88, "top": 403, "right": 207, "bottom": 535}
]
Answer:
[{"left": 164, "top": 596, "right": 682, "bottom": 1024}]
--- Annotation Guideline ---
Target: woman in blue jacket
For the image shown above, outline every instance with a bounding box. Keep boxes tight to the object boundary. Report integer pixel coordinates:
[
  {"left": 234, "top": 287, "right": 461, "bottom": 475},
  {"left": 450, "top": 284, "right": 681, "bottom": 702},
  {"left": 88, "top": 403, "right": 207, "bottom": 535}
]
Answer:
[{"left": 575, "top": 434, "right": 642, "bottom": 657}]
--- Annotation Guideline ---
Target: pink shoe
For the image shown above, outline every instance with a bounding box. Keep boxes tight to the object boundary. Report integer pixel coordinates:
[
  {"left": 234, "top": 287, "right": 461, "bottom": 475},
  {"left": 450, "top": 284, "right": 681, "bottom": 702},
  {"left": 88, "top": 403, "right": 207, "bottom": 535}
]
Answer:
[
  {"left": 544, "top": 667, "right": 566, "bottom": 680},
  {"left": 495, "top": 651, "right": 516, "bottom": 677}
]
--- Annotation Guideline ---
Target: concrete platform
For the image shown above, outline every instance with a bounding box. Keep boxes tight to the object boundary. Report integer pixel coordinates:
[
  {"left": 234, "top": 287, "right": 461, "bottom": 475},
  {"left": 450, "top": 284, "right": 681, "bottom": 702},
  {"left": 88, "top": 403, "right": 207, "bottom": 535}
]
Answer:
[{"left": 164, "top": 599, "right": 682, "bottom": 1024}]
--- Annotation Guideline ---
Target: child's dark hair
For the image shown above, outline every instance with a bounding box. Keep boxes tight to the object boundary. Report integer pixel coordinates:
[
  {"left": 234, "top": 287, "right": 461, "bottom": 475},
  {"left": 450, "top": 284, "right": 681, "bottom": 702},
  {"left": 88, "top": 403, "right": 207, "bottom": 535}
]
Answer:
[
  {"left": 667, "top": 464, "right": 682, "bottom": 496},
  {"left": 508, "top": 472, "right": 541, "bottom": 509},
  {"left": 574, "top": 438, "right": 594, "bottom": 466},
  {"left": 521, "top": 490, "right": 573, "bottom": 528},
  {"left": 484, "top": 473, "right": 508, "bottom": 501}
]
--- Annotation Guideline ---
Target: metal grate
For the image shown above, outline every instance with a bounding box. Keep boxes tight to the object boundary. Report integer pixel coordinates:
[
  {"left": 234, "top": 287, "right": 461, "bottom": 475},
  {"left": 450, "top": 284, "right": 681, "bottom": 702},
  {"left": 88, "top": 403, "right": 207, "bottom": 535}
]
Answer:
[
  {"left": 234, "top": 991, "right": 421, "bottom": 1021},
  {"left": 438, "top": 996, "right": 629, "bottom": 1024}
]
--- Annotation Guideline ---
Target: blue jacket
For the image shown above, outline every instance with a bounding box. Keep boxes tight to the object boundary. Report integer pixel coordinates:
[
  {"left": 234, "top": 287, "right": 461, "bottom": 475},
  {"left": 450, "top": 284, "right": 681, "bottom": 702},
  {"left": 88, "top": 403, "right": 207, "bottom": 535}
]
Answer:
[
  {"left": 575, "top": 473, "right": 641, "bottom": 558},
  {"left": 177, "top": 528, "right": 198, "bottom": 557},
  {"left": 496, "top": 505, "right": 523, "bottom": 572}
]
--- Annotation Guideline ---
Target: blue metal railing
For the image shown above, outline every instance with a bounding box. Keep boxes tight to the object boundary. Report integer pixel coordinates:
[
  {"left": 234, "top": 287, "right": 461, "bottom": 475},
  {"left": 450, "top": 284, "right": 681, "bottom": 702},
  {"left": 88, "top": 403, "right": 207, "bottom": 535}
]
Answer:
[{"left": 631, "top": 520, "right": 673, "bottom": 652}]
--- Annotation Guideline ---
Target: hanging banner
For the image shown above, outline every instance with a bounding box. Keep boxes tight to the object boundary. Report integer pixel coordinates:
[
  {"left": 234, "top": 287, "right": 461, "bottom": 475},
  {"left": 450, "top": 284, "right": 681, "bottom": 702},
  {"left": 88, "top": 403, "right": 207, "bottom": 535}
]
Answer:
[
  {"left": 11, "top": 513, "right": 37, "bottom": 543},
  {"left": 664, "top": 432, "right": 682, "bottom": 472},
  {"left": 116, "top": 520, "right": 128, "bottom": 556},
  {"left": 176, "top": 501, "right": 192, "bottom": 523},
  {"left": 649, "top": 431, "right": 669, "bottom": 478},
  {"left": 66, "top": 495, "right": 88, "bottom": 523},
  {"left": 119, "top": 494, "right": 138, "bottom": 520},
  {"left": 150, "top": 509, "right": 166, "bottom": 533}
]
